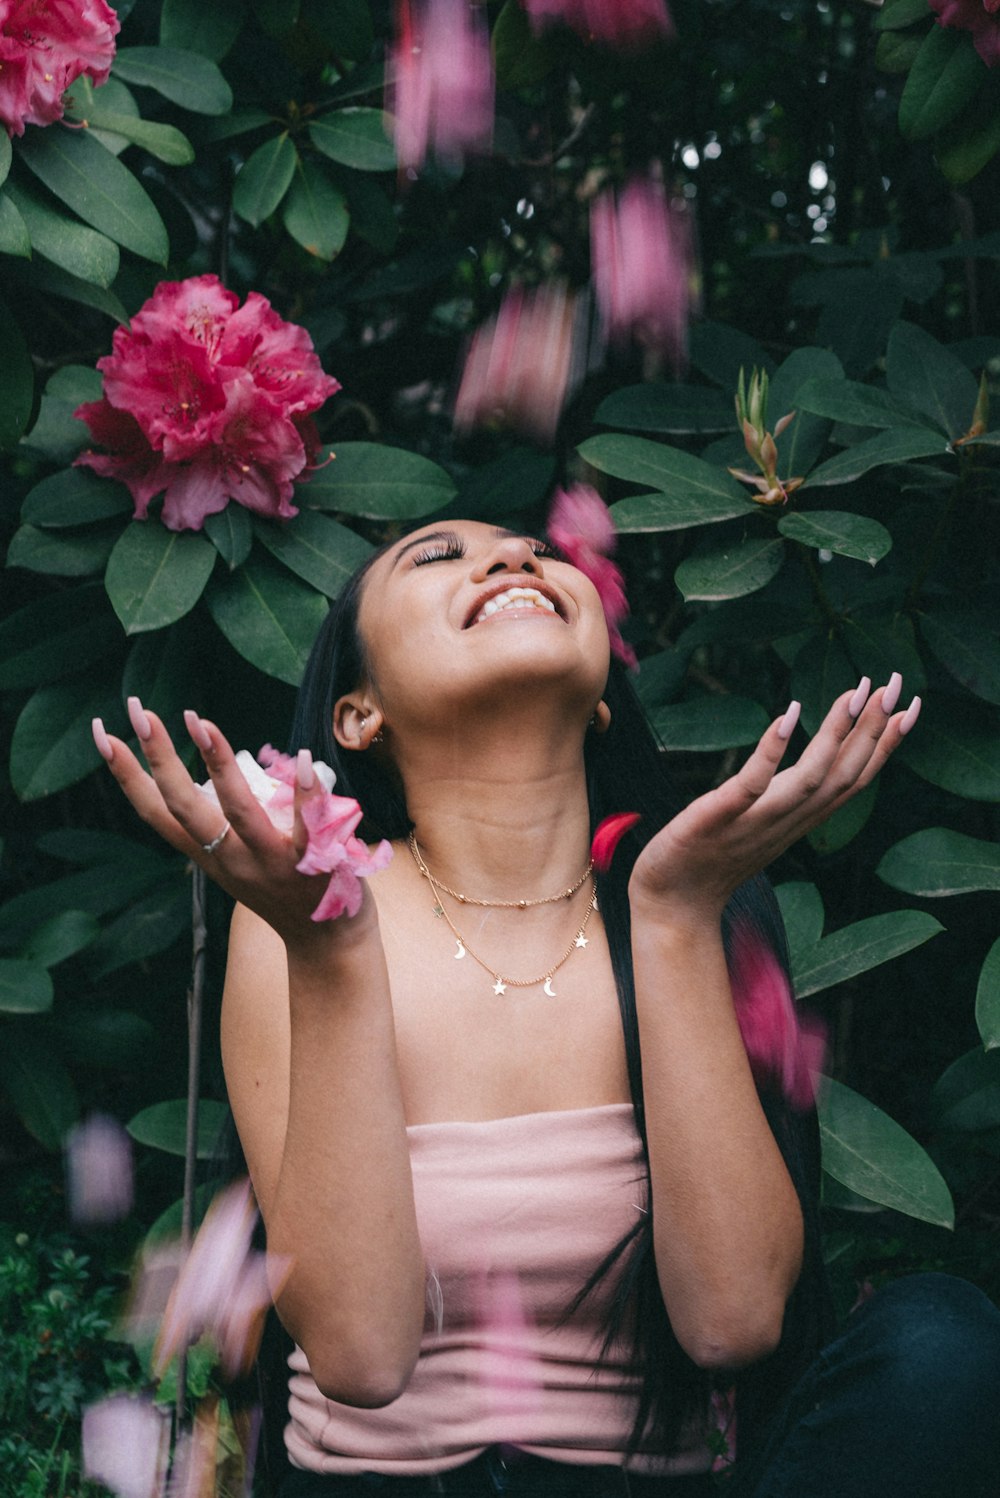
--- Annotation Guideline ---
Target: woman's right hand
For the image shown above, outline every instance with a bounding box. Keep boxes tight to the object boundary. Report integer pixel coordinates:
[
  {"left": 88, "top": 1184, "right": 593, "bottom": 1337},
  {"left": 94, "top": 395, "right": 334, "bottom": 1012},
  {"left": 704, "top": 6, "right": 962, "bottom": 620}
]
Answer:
[{"left": 93, "top": 697, "right": 376, "bottom": 952}]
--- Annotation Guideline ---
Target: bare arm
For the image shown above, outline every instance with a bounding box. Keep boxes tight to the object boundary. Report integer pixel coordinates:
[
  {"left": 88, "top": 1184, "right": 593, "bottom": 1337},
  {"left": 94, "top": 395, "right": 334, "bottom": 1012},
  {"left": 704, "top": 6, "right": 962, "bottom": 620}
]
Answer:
[{"left": 628, "top": 677, "right": 918, "bottom": 1369}]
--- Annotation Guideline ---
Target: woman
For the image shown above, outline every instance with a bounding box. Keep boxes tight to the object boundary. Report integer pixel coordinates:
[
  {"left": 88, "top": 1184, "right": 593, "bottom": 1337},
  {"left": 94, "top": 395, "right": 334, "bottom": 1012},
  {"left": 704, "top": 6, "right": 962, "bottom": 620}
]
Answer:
[{"left": 93, "top": 520, "right": 1000, "bottom": 1496}]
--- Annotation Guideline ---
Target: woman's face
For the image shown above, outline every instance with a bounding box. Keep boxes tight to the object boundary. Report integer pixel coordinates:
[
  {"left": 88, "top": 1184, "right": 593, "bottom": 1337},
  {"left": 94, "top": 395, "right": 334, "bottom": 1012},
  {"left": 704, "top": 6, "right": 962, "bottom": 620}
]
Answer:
[{"left": 353, "top": 520, "right": 612, "bottom": 734}]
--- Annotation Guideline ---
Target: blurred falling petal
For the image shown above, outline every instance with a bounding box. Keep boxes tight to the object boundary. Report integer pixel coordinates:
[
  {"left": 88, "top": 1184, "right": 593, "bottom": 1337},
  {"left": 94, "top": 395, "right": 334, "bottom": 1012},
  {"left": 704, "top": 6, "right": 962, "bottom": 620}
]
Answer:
[
  {"left": 215, "top": 1252, "right": 285, "bottom": 1380},
  {"left": 82, "top": 1393, "right": 170, "bottom": 1498},
  {"left": 166, "top": 1397, "right": 219, "bottom": 1498},
  {"left": 591, "top": 813, "right": 641, "bottom": 872},
  {"left": 66, "top": 1113, "right": 134, "bottom": 1225},
  {"left": 522, "top": 0, "right": 673, "bottom": 48},
  {"left": 548, "top": 485, "right": 637, "bottom": 666},
  {"left": 591, "top": 175, "right": 695, "bottom": 373},
  {"left": 729, "top": 922, "right": 828, "bottom": 1110},
  {"left": 390, "top": 0, "right": 494, "bottom": 172},
  {"left": 124, "top": 1241, "right": 185, "bottom": 1344},
  {"left": 477, "top": 1271, "right": 543, "bottom": 1420},
  {"left": 454, "top": 283, "right": 583, "bottom": 445},
  {"left": 710, "top": 1387, "right": 737, "bottom": 1473}
]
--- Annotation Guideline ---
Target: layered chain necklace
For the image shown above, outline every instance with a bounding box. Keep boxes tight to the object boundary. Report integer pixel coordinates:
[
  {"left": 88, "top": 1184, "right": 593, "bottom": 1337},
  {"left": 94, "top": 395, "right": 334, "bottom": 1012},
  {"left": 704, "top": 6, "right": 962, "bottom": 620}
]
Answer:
[{"left": 407, "top": 832, "right": 596, "bottom": 996}]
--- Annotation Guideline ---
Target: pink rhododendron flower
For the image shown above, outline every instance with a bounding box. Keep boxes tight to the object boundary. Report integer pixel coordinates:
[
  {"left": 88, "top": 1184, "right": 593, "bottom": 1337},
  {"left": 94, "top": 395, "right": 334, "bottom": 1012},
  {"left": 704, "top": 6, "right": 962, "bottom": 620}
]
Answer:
[
  {"left": 197, "top": 744, "right": 335, "bottom": 839},
  {"left": 0, "top": 0, "right": 120, "bottom": 138},
  {"left": 74, "top": 275, "right": 340, "bottom": 532},
  {"left": 929, "top": 0, "right": 1000, "bottom": 65},
  {"left": 454, "top": 282, "right": 584, "bottom": 445},
  {"left": 728, "top": 922, "right": 827, "bottom": 1111},
  {"left": 82, "top": 1393, "right": 170, "bottom": 1498},
  {"left": 65, "top": 1112, "right": 134, "bottom": 1225},
  {"left": 521, "top": 0, "right": 673, "bottom": 48},
  {"left": 389, "top": 0, "right": 494, "bottom": 171},
  {"left": 297, "top": 793, "right": 393, "bottom": 921},
  {"left": 590, "top": 175, "right": 695, "bottom": 372},
  {"left": 548, "top": 484, "right": 637, "bottom": 666},
  {"left": 591, "top": 812, "right": 641, "bottom": 872}
]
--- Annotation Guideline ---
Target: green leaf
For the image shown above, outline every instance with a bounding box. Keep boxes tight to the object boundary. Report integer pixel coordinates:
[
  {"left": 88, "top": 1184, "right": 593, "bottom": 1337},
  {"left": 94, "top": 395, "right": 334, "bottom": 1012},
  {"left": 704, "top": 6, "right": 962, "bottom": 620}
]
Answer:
[
  {"left": 689, "top": 321, "right": 773, "bottom": 389},
  {"left": 9, "top": 676, "right": 122, "bottom": 801},
  {"left": 105, "top": 524, "right": 216, "bottom": 634},
  {"left": 0, "top": 191, "right": 31, "bottom": 257},
  {"left": 197, "top": 108, "right": 272, "bottom": 142},
  {"left": 840, "top": 613, "right": 926, "bottom": 700},
  {"left": 813, "top": 267, "right": 904, "bottom": 380},
  {"left": 918, "top": 604, "right": 1000, "bottom": 705},
  {"left": 122, "top": 617, "right": 202, "bottom": 733},
  {"left": 82, "top": 111, "right": 195, "bottom": 167},
  {"left": 112, "top": 47, "right": 233, "bottom": 115},
  {"left": 0, "top": 1025, "right": 78, "bottom": 1150},
  {"left": 310, "top": 109, "right": 395, "bottom": 172},
  {"left": 0, "top": 856, "right": 169, "bottom": 938},
  {"left": 775, "top": 881, "right": 826, "bottom": 959},
  {"left": 635, "top": 646, "right": 688, "bottom": 712},
  {"left": 778, "top": 510, "right": 892, "bottom": 566},
  {"left": 7, "top": 523, "right": 118, "bottom": 577},
  {"left": 580, "top": 434, "right": 749, "bottom": 511},
  {"left": 897, "top": 695, "right": 1000, "bottom": 801},
  {"left": 65, "top": 74, "right": 140, "bottom": 156},
  {"left": 282, "top": 158, "right": 349, "bottom": 260},
  {"left": 0, "top": 133, "right": 10, "bottom": 187},
  {"left": 23, "top": 468, "right": 131, "bottom": 528},
  {"left": 21, "top": 911, "right": 101, "bottom": 969},
  {"left": 804, "top": 425, "right": 947, "bottom": 486},
  {"left": 899, "top": 25, "right": 985, "bottom": 142},
  {"left": 610, "top": 490, "right": 751, "bottom": 533},
  {"left": 303, "top": 441, "right": 456, "bottom": 519},
  {"left": 455, "top": 448, "right": 557, "bottom": 522},
  {"left": 492, "top": 0, "right": 555, "bottom": 87},
  {"left": 300, "top": 0, "right": 373, "bottom": 57},
  {"left": 595, "top": 383, "right": 734, "bottom": 436},
  {"left": 0, "top": 960, "right": 54, "bottom": 1015},
  {"left": 339, "top": 170, "right": 397, "bottom": 254},
  {"left": 203, "top": 505, "right": 253, "bottom": 570},
  {"left": 651, "top": 696, "right": 770, "bottom": 751},
  {"left": 788, "top": 629, "right": 855, "bottom": 737},
  {"left": 205, "top": 556, "right": 329, "bottom": 685},
  {"left": 876, "top": 31, "right": 924, "bottom": 74},
  {"left": 127, "top": 1098, "right": 230, "bottom": 1159},
  {"left": 931, "top": 1047, "right": 1000, "bottom": 1132},
  {"left": 793, "top": 376, "right": 923, "bottom": 430},
  {"left": 875, "top": 0, "right": 933, "bottom": 30},
  {"left": 54, "top": 1009, "right": 157, "bottom": 1070},
  {"left": 0, "top": 585, "right": 121, "bottom": 690},
  {"left": 675, "top": 537, "right": 785, "bottom": 602},
  {"left": 89, "top": 885, "right": 191, "bottom": 979},
  {"left": 818, "top": 1077, "right": 954, "bottom": 1228},
  {"left": 160, "top": 0, "right": 245, "bottom": 60},
  {"left": 0, "top": 301, "right": 33, "bottom": 452},
  {"left": 977, "top": 938, "right": 1000, "bottom": 1050},
  {"left": 791, "top": 911, "right": 944, "bottom": 999},
  {"left": 232, "top": 133, "right": 298, "bottom": 226},
  {"left": 936, "top": 101, "right": 1000, "bottom": 184},
  {"left": 886, "top": 321, "right": 979, "bottom": 440},
  {"left": 252, "top": 0, "right": 300, "bottom": 36},
  {"left": 14, "top": 255, "right": 128, "bottom": 323},
  {"left": 768, "top": 347, "right": 844, "bottom": 477},
  {"left": 254, "top": 510, "right": 374, "bottom": 597},
  {"left": 807, "top": 780, "right": 878, "bottom": 855},
  {"left": 878, "top": 828, "right": 1000, "bottom": 896},
  {"left": 17, "top": 127, "right": 168, "bottom": 264}
]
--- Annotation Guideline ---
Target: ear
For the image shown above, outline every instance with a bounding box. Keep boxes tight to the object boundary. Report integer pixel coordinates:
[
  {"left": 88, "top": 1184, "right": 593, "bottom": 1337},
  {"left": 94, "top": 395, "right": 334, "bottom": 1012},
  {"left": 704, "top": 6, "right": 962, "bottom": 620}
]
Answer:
[
  {"left": 591, "top": 699, "right": 612, "bottom": 736},
  {"left": 333, "top": 692, "right": 384, "bottom": 751}
]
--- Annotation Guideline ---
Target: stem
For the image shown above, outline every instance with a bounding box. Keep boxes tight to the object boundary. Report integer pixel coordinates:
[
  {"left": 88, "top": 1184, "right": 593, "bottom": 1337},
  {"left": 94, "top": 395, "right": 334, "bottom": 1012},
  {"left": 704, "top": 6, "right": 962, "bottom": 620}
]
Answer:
[
  {"left": 799, "top": 543, "right": 840, "bottom": 628},
  {"left": 176, "top": 865, "right": 207, "bottom": 1436}
]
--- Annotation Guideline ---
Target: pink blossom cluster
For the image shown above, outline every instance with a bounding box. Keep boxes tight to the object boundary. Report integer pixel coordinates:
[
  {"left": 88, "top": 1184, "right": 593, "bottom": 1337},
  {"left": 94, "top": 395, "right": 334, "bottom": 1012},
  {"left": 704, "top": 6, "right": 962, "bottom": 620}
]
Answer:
[
  {"left": 0, "top": 0, "right": 119, "bottom": 138},
  {"left": 929, "top": 0, "right": 1000, "bottom": 65},
  {"left": 521, "top": 0, "right": 673, "bottom": 48},
  {"left": 389, "top": 0, "right": 493, "bottom": 172},
  {"left": 74, "top": 275, "right": 340, "bottom": 532},
  {"left": 590, "top": 175, "right": 695, "bottom": 372},
  {"left": 548, "top": 485, "right": 637, "bottom": 667}
]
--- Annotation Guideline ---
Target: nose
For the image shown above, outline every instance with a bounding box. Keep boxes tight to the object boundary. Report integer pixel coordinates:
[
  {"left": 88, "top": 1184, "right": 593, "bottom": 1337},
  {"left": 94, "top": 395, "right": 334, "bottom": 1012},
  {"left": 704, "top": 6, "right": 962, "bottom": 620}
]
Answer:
[{"left": 472, "top": 534, "right": 543, "bottom": 580}]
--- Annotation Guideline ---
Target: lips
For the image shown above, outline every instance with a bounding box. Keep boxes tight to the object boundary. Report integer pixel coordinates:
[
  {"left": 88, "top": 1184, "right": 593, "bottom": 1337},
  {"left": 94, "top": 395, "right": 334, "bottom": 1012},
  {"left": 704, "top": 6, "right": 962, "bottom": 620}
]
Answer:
[{"left": 464, "top": 579, "right": 566, "bottom": 628}]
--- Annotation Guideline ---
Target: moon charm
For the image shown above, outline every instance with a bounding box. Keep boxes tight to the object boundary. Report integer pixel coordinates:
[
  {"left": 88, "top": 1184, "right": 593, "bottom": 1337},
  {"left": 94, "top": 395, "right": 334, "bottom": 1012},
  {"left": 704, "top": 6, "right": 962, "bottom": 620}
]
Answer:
[
  {"left": 543, "top": 978, "right": 557, "bottom": 997},
  {"left": 454, "top": 939, "right": 466, "bottom": 960}
]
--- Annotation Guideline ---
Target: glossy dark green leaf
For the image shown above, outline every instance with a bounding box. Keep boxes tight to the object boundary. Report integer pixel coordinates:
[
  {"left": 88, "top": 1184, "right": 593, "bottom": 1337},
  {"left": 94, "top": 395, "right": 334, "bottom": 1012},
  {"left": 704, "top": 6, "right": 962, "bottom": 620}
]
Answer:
[
  {"left": 936, "top": 102, "right": 1000, "bottom": 184},
  {"left": 675, "top": 537, "right": 785, "bottom": 602},
  {"left": 160, "top": 0, "right": 245, "bottom": 59},
  {"left": 876, "top": 31, "right": 923, "bottom": 73},
  {"left": 121, "top": 618, "right": 202, "bottom": 734},
  {"left": 804, "top": 425, "right": 947, "bottom": 486},
  {"left": 112, "top": 47, "right": 233, "bottom": 115},
  {"left": 54, "top": 1010, "right": 157, "bottom": 1069},
  {"left": 205, "top": 557, "right": 328, "bottom": 684},
  {"left": 22, "top": 468, "right": 131, "bottom": 528},
  {"left": 897, "top": 695, "right": 1000, "bottom": 801},
  {"left": 878, "top": 828, "right": 1000, "bottom": 896},
  {"left": 977, "top": 938, "right": 1000, "bottom": 1051},
  {"left": 767, "top": 347, "right": 844, "bottom": 477},
  {"left": 875, "top": 0, "right": 933, "bottom": 29},
  {"left": 840, "top": 614, "right": 926, "bottom": 700},
  {"left": 789, "top": 629, "right": 855, "bottom": 737},
  {"left": 21, "top": 911, "right": 100, "bottom": 969},
  {"left": 89, "top": 885, "right": 191, "bottom": 979},
  {"left": 0, "top": 191, "right": 31, "bottom": 257},
  {"left": 10, "top": 676, "right": 121, "bottom": 801},
  {"left": 83, "top": 110, "right": 195, "bottom": 166},
  {"left": 339, "top": 170, "right": 397, "bottom": 254},
  {"left": 899, "top": 25, "right": 985, "bottom": 142},
  {"left": 793, "top": 377, "right": 922, "bottom": 430},
  {"left": 455, "top": 448, "right": 556, "bottom": 522},
  {"left": 813, "top": 267, "right": 904, "bottom": 380},
  {"left": 15, "top": 256, "right": 128, "bottom": 323},
  {"left": 792, "top": 911, "right": 943, "bottom": 999},
  {"left": 0, "top": 586, "right": 120, "bottom": 690},
  {"left": 203, "top": 505, "right": 253, "bottom": 570},
  {"left": 493, "top": 0, "right": 554, "bottom": 87},
  {"left": 0, "top": 1025, "right": 78, "bottom": 1150},
  {"left": 918, "top": 605, "right": 1000, "bottom": 705},
  {"left": 610, "top": 490, "right": 751, "bottom": 533},
  {"left": 310, "top": 110, "right": 395, "bottom": 172},
  {"left": 807, "top": 781, "right": 878, "bottom": 855},
  {"left": 0, "top": 859, "right": 167, "bottom": 939},
  {"left": 595, "top": 383, "right": 734, "bottom": 435},
  {"left": 775, "top": 881, "right": 826, "bottom": 960},
  {"left": 778, "top": 510, "right": 892, "bottom": 566},
  {"left": 0, "top": 300, "right": 33, "bottom": 452},
  {"left": 282, "top": 159, "right": 349, "bottom": 260},
  {"left": 635, "top": 647, "right": 688, "bottom": 713},
  {"left": 64, "top": 75, "right": 140, "bottom": 156},
  {"left": 651, "top": 695, "right": 770, "bottom": 751},
  {"left": 17, "top": 127, "right": 168, "bottom": 264},
  {"left": 7, "top": 524, "right": 118, "bottom": 577},
  {"left": 304, "top": 441, "right": 456, "bottom": 518},
  {"left": 886, "top": 322, "right": 979, "bottom": 440},
  {"left": 0, "top": 960, "right": 54, "bottom": 1014},
  {"left": 127, "top": 1098, "right": 230, "bottom": 1158},
  {"left": 581, "top": 434, "right": 749, "bottom": 509},
  {"left": 105, "top": 524, "right": 216, "bottom": 634},
  {"left": 254, "top": 510, "right": 374, "bottom": 597},
  {"left": 689, "top": 321, "right": 773, "bottom": 389},
  {"left": 197, "top": 108, "right": 272, "bottom": 142},
  {"left": 233, "top": 133, "right": 297, "bottom": 226},
  {"left": 931, "top": 1047, "right": 1000, "bottom": 1131},
  {"left": 819, "top": 1078, "right": 954, "bottom": 1227}
]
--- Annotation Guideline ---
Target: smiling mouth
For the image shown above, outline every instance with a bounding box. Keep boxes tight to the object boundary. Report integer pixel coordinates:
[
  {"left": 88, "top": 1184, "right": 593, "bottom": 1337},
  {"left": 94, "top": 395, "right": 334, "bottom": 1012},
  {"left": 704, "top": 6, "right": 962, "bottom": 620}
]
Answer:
[{"left": 470, "top": 585, "right": 561, "bottom": 626}]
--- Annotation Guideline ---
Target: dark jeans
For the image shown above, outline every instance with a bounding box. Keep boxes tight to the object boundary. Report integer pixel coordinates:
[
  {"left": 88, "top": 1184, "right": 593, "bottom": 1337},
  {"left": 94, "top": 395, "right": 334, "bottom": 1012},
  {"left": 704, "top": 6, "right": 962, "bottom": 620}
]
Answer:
[{"left": 280, "top": 1275, "right": 1000, "bottom": 1498}]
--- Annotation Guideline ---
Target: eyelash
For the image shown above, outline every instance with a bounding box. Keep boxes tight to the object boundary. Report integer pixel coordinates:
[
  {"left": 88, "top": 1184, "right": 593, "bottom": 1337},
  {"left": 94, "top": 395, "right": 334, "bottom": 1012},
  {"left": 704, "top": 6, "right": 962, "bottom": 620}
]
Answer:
[{"left": 411, "top": 538, "right": 559, "bottom": 566}]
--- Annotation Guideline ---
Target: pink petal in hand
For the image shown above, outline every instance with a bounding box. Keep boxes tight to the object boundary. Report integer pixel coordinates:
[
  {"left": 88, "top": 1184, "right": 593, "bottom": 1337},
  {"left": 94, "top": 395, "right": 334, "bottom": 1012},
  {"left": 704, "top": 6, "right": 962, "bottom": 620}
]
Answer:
[{"left": 591, "top": 812, "right": 641, "bottom": 872}]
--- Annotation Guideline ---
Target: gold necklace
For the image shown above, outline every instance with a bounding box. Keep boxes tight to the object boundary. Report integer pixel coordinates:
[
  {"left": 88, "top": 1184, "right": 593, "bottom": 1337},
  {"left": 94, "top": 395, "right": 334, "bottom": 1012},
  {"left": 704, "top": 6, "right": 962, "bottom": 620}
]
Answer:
[
  {"left": 407, "top": 832, "right": 592, "bottom": 908},
  {"left": 408, "top": 837, "right": 598, "bottom": 996}
]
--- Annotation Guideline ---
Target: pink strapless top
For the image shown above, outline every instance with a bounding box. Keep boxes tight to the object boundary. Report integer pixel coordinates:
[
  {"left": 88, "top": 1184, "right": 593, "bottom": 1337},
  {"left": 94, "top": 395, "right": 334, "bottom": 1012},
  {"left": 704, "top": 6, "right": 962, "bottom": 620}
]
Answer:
[{"left": 285, "top": 1104, "right": 713, "bottom": 1476}]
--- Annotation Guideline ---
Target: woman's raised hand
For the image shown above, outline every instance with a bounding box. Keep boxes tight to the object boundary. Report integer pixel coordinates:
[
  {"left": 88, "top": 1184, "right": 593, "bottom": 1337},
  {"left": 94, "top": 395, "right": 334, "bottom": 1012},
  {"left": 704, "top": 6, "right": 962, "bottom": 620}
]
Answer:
[
  {"left": 629, "top": 674, "right": 920, "bottom": 921},
  {"left": 92, "top": 699, "right": 370, "bottom": 948}
]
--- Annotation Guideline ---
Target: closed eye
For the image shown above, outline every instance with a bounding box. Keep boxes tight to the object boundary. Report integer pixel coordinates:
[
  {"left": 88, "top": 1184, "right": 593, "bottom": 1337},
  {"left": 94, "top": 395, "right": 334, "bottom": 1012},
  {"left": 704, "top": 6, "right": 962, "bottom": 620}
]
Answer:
[{"left": 411, "top": 537, "right": 467, "bottom": 566}]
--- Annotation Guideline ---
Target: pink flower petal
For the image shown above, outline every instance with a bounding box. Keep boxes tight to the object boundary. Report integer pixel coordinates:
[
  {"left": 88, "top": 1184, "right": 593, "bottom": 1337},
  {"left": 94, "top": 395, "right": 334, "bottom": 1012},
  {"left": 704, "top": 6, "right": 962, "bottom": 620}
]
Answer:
[
  {"left": 728, "top": 923, "right": 827, "bottom": 1110},
  {"left": 65, "top": 1113, "right": 134, "bottom": 1225},
  {"left": 591, "top": 812, "right": 641, "bottom": 871},
  {"left": 82, "top": 1393, "right": 170, "bottom": 1498},
  {"left": 522, "top": 0, "right": 673, "bottom": 48},
  {"left": 389, "top": 0, "right": 494, "bottom": 171},
  {"left": 548, "top": 484, "right": 637, "bottom": 666}
]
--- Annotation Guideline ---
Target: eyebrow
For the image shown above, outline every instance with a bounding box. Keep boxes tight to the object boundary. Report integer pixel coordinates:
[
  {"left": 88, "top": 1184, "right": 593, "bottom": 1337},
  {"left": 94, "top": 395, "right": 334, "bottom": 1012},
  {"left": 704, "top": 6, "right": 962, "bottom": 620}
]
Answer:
[{"left": 389, "top": 526, "right": 527, "bottom": 570}]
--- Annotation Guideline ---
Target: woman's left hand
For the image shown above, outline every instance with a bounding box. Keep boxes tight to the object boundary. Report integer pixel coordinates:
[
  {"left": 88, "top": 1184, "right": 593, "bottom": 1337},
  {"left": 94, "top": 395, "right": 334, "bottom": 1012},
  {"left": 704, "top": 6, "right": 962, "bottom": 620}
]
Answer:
[{"left": 628, "top": 673, "right": 919, "bottom": 921}]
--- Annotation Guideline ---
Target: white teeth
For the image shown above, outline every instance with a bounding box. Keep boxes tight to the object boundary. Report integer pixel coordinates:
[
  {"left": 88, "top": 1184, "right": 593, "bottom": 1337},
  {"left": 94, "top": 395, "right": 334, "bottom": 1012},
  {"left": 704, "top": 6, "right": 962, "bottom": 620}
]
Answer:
[{"left": 474, "top": 587, "right": 557, "bottom": 624}]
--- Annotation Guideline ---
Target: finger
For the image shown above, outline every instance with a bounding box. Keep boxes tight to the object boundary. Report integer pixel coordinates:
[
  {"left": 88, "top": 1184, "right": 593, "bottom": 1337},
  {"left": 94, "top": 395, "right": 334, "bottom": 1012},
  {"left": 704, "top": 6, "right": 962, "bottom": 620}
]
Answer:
[
  {"left": 183, "top": 712, "right": 286, "bottom": 856},
  {"left": 844, "top": 694, "right": 921, "bottom": 797},
  {"left": 292, "top": 747, "right": 324, "bottom": 860},
  {"left": 707, "top": 700, "right": 802, "bottom": 820},
  {"left": 92, "top": 716, "right": 203, "bottom": 857}
]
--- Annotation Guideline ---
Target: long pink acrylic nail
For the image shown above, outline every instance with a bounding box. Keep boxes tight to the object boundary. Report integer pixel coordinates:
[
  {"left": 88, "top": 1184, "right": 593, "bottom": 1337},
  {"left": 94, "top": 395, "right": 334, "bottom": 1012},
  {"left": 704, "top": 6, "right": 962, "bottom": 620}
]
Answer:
[
  {"left": 881, "top": 672, "right": 903, "bottom": 716},
  {"left": 898, "top": 696, "right": 922, "bottom": 735},
  {"left": 848, "top": 676, "right": 871, "bottom": 718},
  {"left": 92, "top": 718, "right": 114, "bottom": 763},
  {"left": 127, "top": 696, "right": 152, "bottom": 741},
  {"left": 296, "top": 748, "right": 315, "bottom": 791},
  {"left": 183, "top": 709, "right": 212, "bottom": 752},
  {"left": 777, "top": 700, "right": 801, "bottom": 741}
]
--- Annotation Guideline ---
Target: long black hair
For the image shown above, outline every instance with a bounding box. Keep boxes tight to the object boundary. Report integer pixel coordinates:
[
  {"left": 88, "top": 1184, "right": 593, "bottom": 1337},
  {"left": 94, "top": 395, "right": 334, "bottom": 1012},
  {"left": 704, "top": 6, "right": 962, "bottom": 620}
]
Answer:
[{"left": 284, "top": 535, "right": 832, "bottom": 1468}]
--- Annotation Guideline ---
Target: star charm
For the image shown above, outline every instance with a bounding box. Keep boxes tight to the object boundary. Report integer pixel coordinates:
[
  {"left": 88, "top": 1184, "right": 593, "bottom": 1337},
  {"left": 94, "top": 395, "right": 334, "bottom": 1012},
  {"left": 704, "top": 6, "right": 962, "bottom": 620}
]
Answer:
[
  {"left": 492, "top": 979, "right": 507, "bottom": 995},
  {"left": 432, "top": 904, "right": 444, "bottom": 918},
  {"left": 574, "top": 933, "right": 589, "bottom": 948}
]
